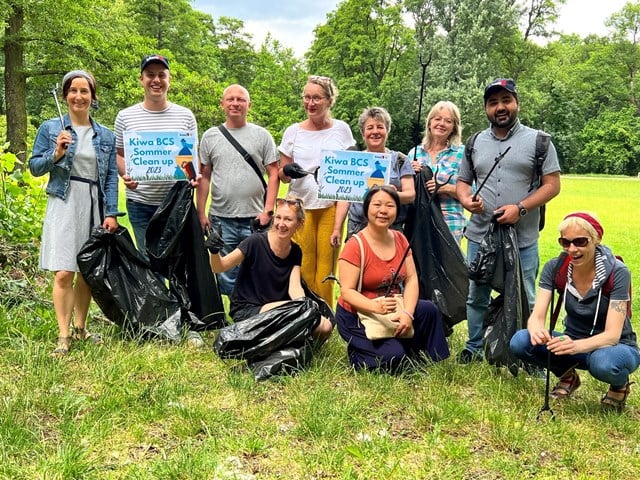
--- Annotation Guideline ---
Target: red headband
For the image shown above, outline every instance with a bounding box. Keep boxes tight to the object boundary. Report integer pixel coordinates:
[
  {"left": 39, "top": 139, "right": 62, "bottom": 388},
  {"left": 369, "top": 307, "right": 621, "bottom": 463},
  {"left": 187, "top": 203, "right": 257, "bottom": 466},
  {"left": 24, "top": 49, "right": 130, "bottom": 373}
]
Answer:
[{"left": 564, "top": 212, "right": 604, "bottom": 238}]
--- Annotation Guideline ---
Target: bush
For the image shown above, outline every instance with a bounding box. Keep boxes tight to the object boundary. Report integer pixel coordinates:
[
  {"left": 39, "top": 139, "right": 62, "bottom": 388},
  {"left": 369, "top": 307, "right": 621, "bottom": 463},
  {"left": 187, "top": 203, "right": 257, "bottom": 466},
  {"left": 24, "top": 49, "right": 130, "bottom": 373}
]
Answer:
[
  {"left": 0, "top": 142, "right": 46, "bottom": 244},
  {"left": 0, "top": 143, "right": 46, "bottom": 307}
]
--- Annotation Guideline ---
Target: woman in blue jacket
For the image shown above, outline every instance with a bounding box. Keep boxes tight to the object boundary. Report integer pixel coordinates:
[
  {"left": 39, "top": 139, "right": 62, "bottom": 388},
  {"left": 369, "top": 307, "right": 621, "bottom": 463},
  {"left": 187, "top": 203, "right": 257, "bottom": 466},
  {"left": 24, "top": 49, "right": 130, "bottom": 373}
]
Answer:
[{"left": 29, "top": 70, "right": 121, "bottom": 357}]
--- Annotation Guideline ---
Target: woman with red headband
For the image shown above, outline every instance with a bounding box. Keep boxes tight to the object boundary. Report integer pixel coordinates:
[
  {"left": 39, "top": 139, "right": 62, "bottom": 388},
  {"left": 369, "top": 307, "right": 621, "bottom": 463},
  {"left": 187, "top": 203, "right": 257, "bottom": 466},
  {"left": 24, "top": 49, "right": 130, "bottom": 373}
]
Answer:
[{"left": 510, "top": 212, "right": 638, "bottom": 410}]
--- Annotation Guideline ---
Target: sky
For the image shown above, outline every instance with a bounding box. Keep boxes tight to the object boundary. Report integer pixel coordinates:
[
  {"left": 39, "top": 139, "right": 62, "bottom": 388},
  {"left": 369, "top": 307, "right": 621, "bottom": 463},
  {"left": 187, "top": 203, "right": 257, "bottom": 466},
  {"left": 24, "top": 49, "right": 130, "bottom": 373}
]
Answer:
[{"left": 193, "top": 0, "right": 631, "bottom": 58}]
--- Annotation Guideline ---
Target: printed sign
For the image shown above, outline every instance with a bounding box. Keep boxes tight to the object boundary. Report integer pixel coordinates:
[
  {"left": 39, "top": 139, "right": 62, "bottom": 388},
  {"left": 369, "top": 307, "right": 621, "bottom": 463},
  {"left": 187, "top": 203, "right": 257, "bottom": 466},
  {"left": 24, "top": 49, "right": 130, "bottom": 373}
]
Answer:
[
  {"left": 317, "top": 150, "right": 392, "bottom": 201},
  {"left": 123, "top": 130, "right": 198, "bottom": 181}
]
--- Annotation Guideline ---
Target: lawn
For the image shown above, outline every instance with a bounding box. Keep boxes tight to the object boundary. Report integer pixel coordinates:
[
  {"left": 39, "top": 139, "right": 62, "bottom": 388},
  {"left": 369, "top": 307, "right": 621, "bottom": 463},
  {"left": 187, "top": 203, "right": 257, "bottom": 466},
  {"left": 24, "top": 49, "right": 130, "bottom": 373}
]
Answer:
[{"left": 1, "top": 175, "right": 639, "bottom": 479}]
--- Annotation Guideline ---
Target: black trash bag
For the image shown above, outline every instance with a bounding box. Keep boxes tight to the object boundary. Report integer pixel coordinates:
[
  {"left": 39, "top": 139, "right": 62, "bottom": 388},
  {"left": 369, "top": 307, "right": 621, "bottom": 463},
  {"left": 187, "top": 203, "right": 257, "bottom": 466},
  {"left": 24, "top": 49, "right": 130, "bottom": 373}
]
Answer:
[
  {"left": 302, "top": 279, "right": 335, "bottom": 324},
  {"left": 481, "top": 223, "right": 531, "bottom": 375},
  {"left": 77, "top": 226, "right": 184, "bottom": 342},
  {"left": 468, "top": 219, "right": 502, "bottom": 286},
  {"left": 214, "top": 297, "right": 320, "bottom": 362},
  {"left": 250, "top": 343, "right": 314, "bottom": 381},
  {"left": 145, "top": 182, "right": 227, "bottom": 330},
  {"left": 403, "top": 168, "right": 469, "bottom": 333},
  {"left": 483, "top": 295, "right": 517, "bottom": 375}
]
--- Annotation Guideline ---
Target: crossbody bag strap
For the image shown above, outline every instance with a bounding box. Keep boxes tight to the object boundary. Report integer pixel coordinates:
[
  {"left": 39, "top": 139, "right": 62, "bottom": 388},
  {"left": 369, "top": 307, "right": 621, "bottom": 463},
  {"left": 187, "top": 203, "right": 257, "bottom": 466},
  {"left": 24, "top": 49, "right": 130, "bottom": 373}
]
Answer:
[
  {"left": 353, "top": 233, "right": 365, "bottom": 292},
  {"left": 218, "top": 124, "right": 267, "bottom": 198}
]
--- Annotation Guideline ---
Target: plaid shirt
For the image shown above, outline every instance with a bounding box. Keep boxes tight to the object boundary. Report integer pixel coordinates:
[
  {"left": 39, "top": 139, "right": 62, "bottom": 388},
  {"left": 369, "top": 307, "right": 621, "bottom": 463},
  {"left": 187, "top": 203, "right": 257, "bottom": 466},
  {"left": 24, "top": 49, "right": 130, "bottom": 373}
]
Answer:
[{"left": 408, "top": 144, "right": 467, "bottom": 242}]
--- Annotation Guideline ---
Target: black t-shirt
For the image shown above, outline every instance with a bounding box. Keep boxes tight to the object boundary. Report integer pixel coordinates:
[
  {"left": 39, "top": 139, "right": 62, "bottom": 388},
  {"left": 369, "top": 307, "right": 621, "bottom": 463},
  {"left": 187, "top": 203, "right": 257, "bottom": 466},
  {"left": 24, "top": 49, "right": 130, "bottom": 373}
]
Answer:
[{"left": 229, "top": 232, "right": 302, "bottom": 316}]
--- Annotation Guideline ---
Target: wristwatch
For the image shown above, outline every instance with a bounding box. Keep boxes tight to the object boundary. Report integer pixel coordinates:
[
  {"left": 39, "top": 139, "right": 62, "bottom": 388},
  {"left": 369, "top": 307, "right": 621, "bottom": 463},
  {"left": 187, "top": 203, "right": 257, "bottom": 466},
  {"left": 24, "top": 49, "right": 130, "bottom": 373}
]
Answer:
[
  {"left": 265, "top": 210, "right": 274, "bottom": 217},
  {"left": 517, "top": 202, "right": 528, "bottom": 217}
]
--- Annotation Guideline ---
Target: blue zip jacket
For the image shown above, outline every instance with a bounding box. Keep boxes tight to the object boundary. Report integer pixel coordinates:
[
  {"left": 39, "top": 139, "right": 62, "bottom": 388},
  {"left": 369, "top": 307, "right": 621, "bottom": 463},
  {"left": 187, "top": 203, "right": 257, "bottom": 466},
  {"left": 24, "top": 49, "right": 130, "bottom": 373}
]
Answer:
[{"left": 29, "top": 113, "right": 123, "bottom": 218}]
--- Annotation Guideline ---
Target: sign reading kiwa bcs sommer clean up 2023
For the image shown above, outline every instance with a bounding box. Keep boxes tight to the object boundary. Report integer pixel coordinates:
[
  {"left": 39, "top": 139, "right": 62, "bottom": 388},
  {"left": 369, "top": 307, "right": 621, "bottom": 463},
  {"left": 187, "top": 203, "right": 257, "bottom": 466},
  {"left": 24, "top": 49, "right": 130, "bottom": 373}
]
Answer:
[
  {"left": 317, "top": 150, "right": 392, "bottom": 201},
  {"left": 123, "top": 130, "right": 198, "bottom": 181}
]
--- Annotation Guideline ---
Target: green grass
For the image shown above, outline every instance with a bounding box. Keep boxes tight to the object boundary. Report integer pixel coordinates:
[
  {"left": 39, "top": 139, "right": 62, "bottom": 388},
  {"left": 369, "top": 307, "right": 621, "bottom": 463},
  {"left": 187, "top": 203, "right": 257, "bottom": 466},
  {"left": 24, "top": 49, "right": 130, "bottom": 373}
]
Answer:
[{"left": 1, "top": 175, "right": 640, "bottom": 479}]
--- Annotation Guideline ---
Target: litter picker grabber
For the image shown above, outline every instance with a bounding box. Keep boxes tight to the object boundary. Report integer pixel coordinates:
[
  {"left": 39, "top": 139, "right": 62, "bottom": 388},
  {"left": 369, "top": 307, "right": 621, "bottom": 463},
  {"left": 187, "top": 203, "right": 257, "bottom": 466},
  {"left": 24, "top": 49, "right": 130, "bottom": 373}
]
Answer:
[
  {"left": 50, "top": 84, "right": 65, "bottom": 129},
  {"left": 50, "top": 83, "right": 69, "bottom": 149},
  {"left": 322, "top": 244, "right": 340, "bottom": 286},
  {"left": 537, "top": 252, "right": 568, "bottom": 421}
]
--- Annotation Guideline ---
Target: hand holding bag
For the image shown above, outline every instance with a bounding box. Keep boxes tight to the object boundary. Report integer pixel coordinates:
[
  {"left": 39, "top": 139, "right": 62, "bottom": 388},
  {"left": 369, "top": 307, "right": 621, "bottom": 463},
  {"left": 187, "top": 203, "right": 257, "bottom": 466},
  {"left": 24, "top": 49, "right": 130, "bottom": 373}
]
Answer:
[{"left": 353, "top": 234, "right": 414, "bottom": 340}]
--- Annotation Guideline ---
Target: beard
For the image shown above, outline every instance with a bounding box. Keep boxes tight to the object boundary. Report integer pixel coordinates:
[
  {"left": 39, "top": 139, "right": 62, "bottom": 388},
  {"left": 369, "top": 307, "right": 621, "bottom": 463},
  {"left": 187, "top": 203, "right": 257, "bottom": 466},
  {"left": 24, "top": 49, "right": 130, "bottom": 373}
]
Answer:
[{"left": 489, "top": 109, "right": 518, "bottom": 130}]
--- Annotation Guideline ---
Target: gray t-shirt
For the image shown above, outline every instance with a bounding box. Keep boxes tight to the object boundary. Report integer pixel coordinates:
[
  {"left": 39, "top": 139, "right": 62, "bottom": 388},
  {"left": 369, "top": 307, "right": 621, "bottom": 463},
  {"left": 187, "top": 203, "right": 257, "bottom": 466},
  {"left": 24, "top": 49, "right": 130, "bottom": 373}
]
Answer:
[
  {"left": 199, "top": 123, "right": 277, "bottom": 217},
  {"left": 539, "top": 246, "right": 636, "bottom": 348},
  {"left": 458, "top": 121, "right": 561, "bottom": 248}
]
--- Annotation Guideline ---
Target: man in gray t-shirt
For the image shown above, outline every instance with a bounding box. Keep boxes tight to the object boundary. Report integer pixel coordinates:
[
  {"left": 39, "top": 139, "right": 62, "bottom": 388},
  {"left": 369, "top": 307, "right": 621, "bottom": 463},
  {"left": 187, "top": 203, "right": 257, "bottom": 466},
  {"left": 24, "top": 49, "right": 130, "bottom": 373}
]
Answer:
[
  {"left": 455, "top": 77, "right": 561, "bottom": 363},
  {"left": 196, "top": 84, "right": 278, "bottom": 295}
]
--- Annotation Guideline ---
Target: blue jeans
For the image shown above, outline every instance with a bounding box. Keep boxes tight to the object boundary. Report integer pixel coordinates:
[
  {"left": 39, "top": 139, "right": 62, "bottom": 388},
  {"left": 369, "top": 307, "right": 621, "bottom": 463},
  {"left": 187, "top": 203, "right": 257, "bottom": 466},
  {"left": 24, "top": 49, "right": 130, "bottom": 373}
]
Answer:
[
  {"left": 126, "top": 199, "right": 159, "bottom": 254},
  {"left": 210, "top": 215, "right": 253, "bottom": 296},
  {"left": 510, "top": 329, "right": 640, "bottom": 388},
  {"left": 464, "top": 239, "right": 539, "bottom": 353}
]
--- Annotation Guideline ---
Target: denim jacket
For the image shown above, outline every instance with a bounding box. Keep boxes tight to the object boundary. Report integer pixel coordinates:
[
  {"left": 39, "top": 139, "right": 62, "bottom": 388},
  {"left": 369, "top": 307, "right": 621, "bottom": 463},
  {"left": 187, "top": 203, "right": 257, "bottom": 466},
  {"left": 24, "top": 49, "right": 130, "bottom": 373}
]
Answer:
[{"left": 29, "top": 114, "right": 122, "bottom": 217}]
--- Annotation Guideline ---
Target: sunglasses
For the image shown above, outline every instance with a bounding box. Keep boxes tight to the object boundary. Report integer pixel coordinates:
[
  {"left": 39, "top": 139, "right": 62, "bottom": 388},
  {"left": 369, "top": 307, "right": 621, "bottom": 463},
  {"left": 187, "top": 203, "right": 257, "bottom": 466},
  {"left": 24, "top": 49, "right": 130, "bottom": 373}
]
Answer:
[
  {"left": 558, "top": 237, "right": 590, "bottom": 248},
  {"left": 276, "top": 197, "right": 303, "bottom": 207}
]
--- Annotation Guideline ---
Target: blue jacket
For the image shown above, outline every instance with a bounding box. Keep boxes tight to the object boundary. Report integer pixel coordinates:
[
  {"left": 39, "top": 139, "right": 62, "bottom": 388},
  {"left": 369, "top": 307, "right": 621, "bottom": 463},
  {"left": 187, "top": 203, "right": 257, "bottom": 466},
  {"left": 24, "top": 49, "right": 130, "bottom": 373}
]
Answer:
[{"left": 29, "top": 114, "right": 122, "bottom": 218}]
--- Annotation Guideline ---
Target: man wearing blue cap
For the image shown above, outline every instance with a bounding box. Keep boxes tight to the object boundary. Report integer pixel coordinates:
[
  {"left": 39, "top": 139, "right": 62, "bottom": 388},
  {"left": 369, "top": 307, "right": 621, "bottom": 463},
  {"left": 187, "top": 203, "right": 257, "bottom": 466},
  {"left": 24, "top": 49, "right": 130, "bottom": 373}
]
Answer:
[
  {"left": 455, "top": 78, "right": 562, "bottom": 364},
  {"left": 114, "top": 54, "right": 198, "bottom": 252}
]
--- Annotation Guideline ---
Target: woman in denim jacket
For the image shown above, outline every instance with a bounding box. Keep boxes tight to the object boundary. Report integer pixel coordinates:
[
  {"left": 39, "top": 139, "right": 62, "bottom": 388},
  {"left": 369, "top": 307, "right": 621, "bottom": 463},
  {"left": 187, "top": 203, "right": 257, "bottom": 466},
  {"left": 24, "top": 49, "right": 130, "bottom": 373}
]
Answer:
[{"left": 29, "top": 70, "right": 121, "bottom": 357}]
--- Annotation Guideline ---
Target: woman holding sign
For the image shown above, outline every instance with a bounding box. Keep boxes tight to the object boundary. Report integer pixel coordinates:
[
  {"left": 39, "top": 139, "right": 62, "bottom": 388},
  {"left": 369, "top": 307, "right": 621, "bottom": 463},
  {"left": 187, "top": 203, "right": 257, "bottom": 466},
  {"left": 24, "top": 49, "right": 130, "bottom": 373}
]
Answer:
[
  {"left": 278, "top": 75, "right": 356, "bottom": 308},
  {"left": 343, "top": 107, "right": 415, "bottom": 239},
  {"left": 29, "top": 70, "right": 121, "bottom": 357}
]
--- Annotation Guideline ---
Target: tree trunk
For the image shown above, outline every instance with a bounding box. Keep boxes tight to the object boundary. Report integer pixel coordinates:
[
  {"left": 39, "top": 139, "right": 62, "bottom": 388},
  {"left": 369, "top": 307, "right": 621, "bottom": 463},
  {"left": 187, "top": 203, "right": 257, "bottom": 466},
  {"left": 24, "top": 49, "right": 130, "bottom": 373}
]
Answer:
[{"left": 4, "top": 4, "right": 28, "bottom": 166}]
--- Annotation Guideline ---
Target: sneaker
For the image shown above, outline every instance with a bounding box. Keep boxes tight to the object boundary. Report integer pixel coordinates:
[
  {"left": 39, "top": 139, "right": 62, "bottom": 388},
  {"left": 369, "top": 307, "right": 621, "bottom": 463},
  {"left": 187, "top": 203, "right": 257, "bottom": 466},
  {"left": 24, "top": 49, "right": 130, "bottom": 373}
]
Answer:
[
  {"left": 456, "top": 348, "right": 482, "bottom": 364},
  {"left": 185, "top": 331, "right": 205, "bottom": 348}
]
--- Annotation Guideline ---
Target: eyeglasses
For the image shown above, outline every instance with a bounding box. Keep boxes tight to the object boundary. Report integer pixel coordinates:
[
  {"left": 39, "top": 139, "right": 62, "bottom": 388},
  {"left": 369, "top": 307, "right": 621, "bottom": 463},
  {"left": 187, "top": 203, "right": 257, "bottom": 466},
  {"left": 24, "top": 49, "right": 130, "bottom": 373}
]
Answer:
[
  {"left": 302, "top": 95, "right": 326, "bottom": 104},
  {"left": 276, "top": 197, "right": 303, "bottom": 208},
  {"left": 558, "top": 237, "right": 590, "bottom": 248}
]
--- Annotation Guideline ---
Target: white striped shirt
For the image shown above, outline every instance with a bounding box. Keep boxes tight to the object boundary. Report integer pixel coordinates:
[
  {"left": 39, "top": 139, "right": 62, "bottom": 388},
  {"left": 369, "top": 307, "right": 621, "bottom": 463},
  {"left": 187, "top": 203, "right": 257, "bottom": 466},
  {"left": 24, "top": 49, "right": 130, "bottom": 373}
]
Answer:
[{"left": 115, "top": 102, "right": 198, "bottom": 205}]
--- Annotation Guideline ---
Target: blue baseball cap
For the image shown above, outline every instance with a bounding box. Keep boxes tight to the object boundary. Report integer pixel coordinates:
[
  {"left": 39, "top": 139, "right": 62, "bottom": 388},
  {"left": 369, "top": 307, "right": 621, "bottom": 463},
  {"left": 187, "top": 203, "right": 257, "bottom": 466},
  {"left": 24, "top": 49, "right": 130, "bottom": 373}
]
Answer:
[
  {"left": 484, "top": 78, "right": 517, "bottom": 103},
  {"left": 140, "top": 54, "right": 169, "bottom": 72}
]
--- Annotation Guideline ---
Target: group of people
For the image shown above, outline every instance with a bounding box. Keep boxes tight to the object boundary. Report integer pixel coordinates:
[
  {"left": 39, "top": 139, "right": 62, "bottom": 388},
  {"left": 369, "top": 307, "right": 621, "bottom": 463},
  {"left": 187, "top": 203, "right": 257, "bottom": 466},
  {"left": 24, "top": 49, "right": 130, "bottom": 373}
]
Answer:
[{"left": 29, "top": 56, "right": 637, "bottom": 410}]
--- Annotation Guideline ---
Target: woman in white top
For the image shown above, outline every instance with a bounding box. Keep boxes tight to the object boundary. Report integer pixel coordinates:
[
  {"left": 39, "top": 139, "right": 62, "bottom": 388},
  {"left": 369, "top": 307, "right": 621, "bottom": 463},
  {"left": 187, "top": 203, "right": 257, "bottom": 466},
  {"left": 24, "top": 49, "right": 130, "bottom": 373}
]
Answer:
[{"left": 278, "top": 75, "right": 356, "bottom": 308}]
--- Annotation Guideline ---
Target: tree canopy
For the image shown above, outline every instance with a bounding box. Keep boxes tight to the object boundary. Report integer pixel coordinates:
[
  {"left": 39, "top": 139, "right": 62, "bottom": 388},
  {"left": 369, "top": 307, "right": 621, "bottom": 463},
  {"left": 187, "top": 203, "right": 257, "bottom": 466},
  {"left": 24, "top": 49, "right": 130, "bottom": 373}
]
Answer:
[{"left": 2, "top": 0, "right": 640, "bottom": 175}]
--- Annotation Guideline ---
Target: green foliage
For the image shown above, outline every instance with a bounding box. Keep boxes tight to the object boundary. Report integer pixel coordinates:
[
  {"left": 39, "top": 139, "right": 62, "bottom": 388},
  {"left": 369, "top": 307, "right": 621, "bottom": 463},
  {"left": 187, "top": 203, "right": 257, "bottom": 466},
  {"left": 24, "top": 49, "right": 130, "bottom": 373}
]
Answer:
[
  {"left": 307, "top": 0, "right": 418, "bottom": 150},
  {"left": 3, "top": 0, "right": 640, "bottom": 175},
  {"left": 215, "top": 16, "right": 259, "bottom": 86},
  {"left": 0, "top": 143, "right": 44, "bottom": 309},
  {"left": 249, "top": 36, "right": 307, "bottom": 143},
  {"left": 578, "top": 107, "right": 640, "bottom": 175},
  {"left": 0, "top": 143, "right": 45, "bottom": 244}
]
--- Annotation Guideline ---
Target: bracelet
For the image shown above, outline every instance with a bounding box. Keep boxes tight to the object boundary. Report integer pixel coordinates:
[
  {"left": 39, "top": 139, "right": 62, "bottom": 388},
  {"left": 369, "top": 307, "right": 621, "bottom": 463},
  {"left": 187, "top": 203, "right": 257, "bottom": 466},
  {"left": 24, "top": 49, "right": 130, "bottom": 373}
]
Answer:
[{"left": 402, "top": 310, "right": 414, "bottom": 321}]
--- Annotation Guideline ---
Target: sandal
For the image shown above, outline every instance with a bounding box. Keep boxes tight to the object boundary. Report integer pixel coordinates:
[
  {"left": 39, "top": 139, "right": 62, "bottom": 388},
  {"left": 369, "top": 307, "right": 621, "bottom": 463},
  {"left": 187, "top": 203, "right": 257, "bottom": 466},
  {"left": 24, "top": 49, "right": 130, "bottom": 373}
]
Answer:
[
  {"left": 601, "top": 382, "right": 634, "bottom": 411},
  {"left": 551, "top": 369, "right": 581, "bottom": 399},
  {"left": 72, "top": 327, "right": 103, "bottom": 345},
  {"left": 50, "top": 337, "right": 71, "bottom": 357}
]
